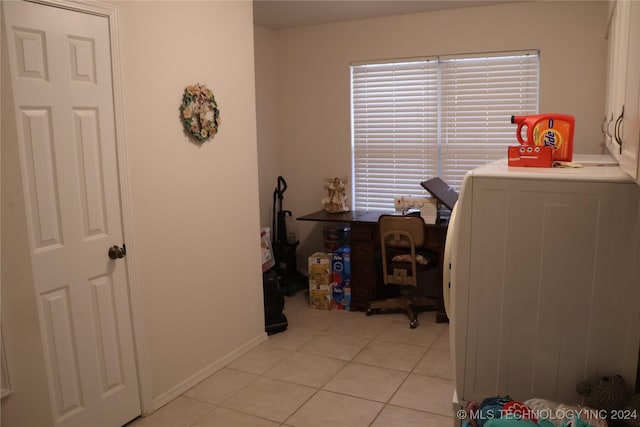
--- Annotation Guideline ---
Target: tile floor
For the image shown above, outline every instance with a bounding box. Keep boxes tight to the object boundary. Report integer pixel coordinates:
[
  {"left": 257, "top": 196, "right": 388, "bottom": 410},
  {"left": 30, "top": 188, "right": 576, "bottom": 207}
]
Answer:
[{"left": 128, "top": 291, "right": 455, "bottom": 427}]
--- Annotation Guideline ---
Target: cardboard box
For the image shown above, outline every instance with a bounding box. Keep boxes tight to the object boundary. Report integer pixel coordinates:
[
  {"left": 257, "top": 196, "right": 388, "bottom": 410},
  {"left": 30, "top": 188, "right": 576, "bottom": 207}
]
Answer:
[
  {"left": 260, "top": 227, "right": 275, "bottom": 273},
  {"left": 331, "top": 280, "right": 351, "bottom": 311},
  {"left": 308, "top": 252, "right": 332, "bottom": 310},
  {"left": 331, "top": 247, "right": 351, "bottom": 310},
  {"left": 508, "top": 145, "right": 553, "bottom": 168}
]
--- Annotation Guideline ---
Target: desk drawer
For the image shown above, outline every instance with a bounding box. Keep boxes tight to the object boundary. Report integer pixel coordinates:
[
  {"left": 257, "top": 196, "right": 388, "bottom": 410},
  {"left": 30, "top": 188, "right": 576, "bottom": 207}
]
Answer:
[
  {"left": 350, "top": 278, "right": 374, "bottom": 310},
  {"left": 350, "top": 223, "right": 376, "bottom": 241},
  {"left": 351, "top": 261, "right": 377, "bottom": 278},
  {"left": 350, "top": 241, "right": 376, "bottom": 260}
]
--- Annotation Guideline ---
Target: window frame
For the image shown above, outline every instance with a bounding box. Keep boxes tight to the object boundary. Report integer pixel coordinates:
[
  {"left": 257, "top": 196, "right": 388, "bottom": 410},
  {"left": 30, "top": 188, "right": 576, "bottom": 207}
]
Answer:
[{"left": 350, "top": 50, "right": 540, "bottom": 212}]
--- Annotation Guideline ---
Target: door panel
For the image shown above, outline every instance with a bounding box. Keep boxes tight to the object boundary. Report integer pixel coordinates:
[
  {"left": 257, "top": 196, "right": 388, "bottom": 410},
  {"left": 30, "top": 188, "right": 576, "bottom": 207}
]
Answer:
[
  {"left": 3, "top": 2, "right": 140, "bottom": 426},
  {"left": 19, "top": 107, "right": 63, "bottom": 250},
  {"left": 41, "top": 287, "right": 83, "bottom": 419},
  {"left": 73, "top": 107, "right": 109, "bottom": 239}
]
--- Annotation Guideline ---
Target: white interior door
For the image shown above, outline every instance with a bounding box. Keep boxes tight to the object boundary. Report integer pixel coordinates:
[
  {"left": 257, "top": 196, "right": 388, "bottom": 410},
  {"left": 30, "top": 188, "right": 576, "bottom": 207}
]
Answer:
[{"left": 3, "top": 1, "right": 141, "bottom": 426}]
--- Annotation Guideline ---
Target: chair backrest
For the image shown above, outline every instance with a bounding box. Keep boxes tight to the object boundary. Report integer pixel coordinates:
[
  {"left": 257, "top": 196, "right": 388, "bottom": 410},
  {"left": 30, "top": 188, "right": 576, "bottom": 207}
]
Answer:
[
  {"left": 379, "top": 215, "right": 427, "bottom": 287},
  {"left": 378, "top": 215, "right": 426, "bottom": 248}
]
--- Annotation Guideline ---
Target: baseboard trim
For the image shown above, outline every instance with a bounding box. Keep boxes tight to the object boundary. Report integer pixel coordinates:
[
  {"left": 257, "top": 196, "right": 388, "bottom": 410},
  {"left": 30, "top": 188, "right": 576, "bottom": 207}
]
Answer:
[{"left": 150, "top": 332, "right": 268, "bottom": 411}]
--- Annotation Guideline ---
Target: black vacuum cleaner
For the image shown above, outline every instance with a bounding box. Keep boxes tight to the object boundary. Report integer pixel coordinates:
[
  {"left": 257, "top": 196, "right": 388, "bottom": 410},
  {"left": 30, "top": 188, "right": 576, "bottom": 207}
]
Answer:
[
  {"left": 263, "top": 269, "right": 287, "bottom": 335},
  {"left": 272, "top": 176, "right": 307, "bottom": 296}
]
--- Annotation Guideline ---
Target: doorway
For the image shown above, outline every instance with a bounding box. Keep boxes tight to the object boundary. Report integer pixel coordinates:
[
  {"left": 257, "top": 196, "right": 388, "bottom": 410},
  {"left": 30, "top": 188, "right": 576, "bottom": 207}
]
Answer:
[{"left": 2, "top": 1, "right": 145, "bottom": 425}]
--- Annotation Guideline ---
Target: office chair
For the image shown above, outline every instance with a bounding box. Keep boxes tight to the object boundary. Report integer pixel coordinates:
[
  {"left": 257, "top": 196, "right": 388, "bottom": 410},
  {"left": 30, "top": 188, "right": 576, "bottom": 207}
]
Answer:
[{"left": 366, "top": 214, "right": 438, "bottom": 328}]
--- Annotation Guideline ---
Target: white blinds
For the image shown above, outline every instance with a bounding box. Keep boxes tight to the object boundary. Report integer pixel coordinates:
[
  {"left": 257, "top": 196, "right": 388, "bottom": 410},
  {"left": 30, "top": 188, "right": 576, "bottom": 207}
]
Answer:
[{"left": 351, "top": 51, "right": 539, "bottom": 211}]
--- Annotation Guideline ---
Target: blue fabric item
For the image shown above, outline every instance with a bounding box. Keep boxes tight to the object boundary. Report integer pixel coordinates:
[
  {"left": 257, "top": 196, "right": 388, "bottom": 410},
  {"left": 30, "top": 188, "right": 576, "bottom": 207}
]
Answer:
[
  {"left": 472, "top": 404, "right": 508, "bottom": 427},
  {"left": 481, "top": 396, "right": 513, "bottom": 407},
  {"left": 485, "top": 415, "right": 538, "bottom": 427},
  {"left": 559, "top": 415, "right": 595, "bottom": 427}
]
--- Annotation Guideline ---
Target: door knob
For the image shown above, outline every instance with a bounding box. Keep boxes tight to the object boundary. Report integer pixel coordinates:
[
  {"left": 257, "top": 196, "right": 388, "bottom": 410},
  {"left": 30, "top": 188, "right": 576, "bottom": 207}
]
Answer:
[{"left": 108, "top": 244, "right": 126, "bottom": 260}]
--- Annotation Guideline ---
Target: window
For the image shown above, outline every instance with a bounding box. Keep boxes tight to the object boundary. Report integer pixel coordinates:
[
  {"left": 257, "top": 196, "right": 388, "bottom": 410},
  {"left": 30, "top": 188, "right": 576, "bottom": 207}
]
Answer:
[{"left": 351, "top": 51, "right": 539, "bottom": 211}]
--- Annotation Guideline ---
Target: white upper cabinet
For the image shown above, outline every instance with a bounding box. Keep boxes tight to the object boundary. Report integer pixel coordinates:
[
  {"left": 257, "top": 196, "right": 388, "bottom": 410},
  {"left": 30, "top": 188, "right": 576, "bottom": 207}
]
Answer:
[
  {"left": 605, "top": 0, "right": 640, "bottom": 184},
  {"left": 620, "top": 1, "right": 640, "bottom": 182}
]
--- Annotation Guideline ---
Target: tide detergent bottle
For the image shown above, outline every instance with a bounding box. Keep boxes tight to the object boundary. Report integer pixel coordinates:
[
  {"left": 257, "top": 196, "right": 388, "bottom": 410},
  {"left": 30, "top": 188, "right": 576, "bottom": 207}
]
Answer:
[{"left": 511, "top": 114, "right": 575, "bottom": 161}]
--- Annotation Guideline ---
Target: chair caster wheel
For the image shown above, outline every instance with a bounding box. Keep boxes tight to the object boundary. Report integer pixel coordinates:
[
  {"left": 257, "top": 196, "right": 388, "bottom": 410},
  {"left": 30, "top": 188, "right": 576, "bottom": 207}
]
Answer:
[
  {"left": 366, "top": 309, "right": 373, "bottom": 316},
  {"left": 410, "top": 319, "right": 418, "bottom": 329}
]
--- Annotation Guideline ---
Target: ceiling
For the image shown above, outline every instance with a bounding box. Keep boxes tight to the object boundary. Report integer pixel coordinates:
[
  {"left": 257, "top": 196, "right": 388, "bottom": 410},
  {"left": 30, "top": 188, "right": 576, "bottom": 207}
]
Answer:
[{"left": 252, "top": 0, "right": 517, "bottom": 30}]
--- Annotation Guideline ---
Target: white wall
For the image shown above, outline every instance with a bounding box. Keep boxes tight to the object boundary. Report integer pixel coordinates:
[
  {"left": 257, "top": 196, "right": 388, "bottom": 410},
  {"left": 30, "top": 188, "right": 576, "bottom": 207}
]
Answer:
[
  {"left": 1, "top": 2, "right": 265, "bottom": 424},
  {"left": 254, "top": 1, "right": 609, "bottom": 262},
  {"left": 114, "top": 1, "right": 265, "bottom": 405},
  {"left": 254, "top": 26, "right": 280, "bottom": 229}
]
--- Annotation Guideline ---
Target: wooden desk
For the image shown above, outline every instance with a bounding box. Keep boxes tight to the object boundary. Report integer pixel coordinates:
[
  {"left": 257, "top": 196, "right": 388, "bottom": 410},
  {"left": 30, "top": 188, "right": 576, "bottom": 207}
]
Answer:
[{"left": 297, "top": 209, "right": 449, "bottom": 323}]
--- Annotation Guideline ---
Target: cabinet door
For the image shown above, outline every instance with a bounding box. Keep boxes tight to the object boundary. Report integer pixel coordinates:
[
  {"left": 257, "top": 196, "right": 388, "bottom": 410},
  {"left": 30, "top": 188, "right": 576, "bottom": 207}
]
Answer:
[
  {"left": 604, "top": 0, "right": 631, "bottom": 157},
  {"left": 349, "top": 223, "right": 382, "bottom": 311},
  {"left": 621, "top": 0, "right": 640, "bottom": 183},
  {"left": 604, "top": 1, "right": 618, "bottom": 149}
]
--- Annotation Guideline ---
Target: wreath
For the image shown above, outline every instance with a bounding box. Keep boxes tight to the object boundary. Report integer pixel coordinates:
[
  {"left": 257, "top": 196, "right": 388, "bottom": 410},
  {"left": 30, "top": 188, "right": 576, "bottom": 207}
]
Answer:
[{"left": 180, "top": 83, "right": 221, "bottom": 142}]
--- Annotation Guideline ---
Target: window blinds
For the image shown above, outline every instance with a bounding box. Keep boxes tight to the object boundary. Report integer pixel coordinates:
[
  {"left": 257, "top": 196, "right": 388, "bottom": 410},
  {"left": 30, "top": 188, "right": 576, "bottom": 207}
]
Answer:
[{"left": 351, "top": 51, "right": 539, "bottom": 211}]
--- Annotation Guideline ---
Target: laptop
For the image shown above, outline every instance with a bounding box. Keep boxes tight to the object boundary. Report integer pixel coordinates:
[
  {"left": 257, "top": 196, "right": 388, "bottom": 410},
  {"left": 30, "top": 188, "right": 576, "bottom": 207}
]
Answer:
[{"left": 420, "top": 177, "right": 458, "bottom": 211}]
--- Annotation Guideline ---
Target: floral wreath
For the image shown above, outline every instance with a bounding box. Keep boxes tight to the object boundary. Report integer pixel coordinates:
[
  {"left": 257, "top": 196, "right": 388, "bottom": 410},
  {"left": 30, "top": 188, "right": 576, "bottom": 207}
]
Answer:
[{"left": 180, "top": 83, "right": 221, "bottom": 142}]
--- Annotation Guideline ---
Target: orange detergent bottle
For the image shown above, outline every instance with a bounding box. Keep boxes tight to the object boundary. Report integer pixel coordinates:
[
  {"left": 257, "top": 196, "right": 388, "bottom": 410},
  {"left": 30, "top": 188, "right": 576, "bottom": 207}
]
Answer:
[{"left": 511, "top": 114, "right": 575, "bottom": 161}]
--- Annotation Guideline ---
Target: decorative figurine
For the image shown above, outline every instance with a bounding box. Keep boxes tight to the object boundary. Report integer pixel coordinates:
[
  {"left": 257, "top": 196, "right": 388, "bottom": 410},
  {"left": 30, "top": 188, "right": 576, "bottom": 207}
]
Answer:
[{"left": 321, "top": 176, "right": 350, "bottom": 213}]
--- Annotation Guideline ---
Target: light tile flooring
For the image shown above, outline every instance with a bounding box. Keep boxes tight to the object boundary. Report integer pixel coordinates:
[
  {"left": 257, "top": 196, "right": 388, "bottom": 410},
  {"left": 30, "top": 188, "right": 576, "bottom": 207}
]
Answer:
[{"left": 128, "top": 291, "right": 455, "bottom": 427}]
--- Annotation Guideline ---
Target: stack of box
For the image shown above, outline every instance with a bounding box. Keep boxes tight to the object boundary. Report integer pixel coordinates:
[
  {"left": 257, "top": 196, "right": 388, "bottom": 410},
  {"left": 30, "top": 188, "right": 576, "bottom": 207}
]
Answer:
[
  {"left": 308, "top": 252, "right": 332, "bottom": 310},
  {"left": 331, "top": 247, "right": 351, "bottom": 310}
]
